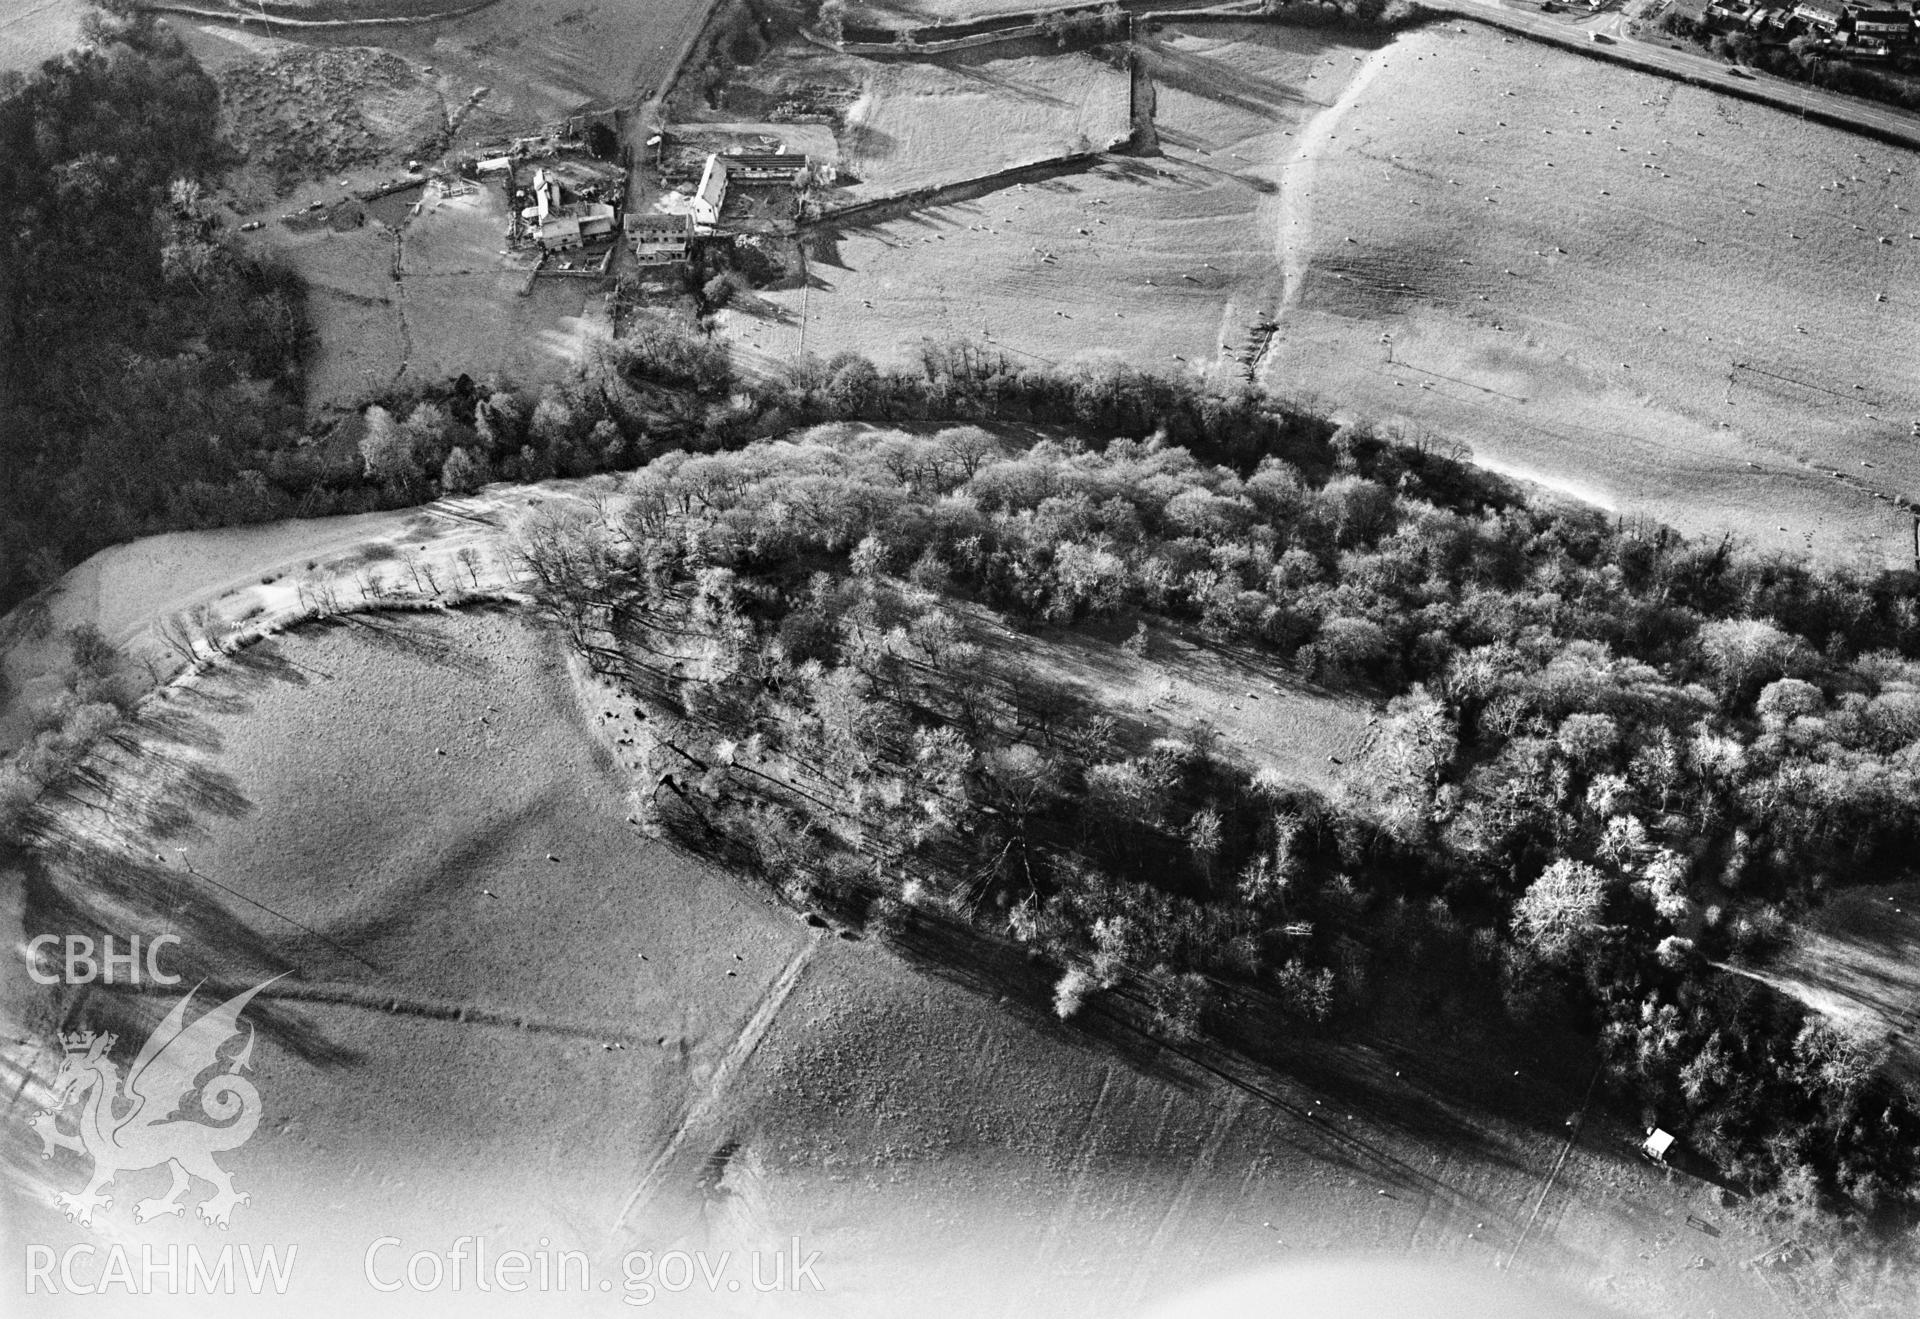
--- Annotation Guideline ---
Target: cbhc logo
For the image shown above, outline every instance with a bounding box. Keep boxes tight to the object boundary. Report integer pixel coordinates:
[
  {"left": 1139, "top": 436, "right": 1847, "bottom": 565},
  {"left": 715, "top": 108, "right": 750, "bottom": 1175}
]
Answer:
[{"left": 25, "top": 935, "right": 182, "bottom": 985}]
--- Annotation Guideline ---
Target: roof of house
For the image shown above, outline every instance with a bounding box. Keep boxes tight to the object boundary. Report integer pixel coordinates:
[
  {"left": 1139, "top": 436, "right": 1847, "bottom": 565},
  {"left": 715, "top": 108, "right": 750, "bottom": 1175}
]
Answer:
[
  {"left": 723, "top": 153, "right": 809, "bottom": 172},
  {"left": 1852, "top": 6, "right": 1912, "bottom": 21},
  {"left": 695, "top": 156, "right": 729, "bottom": 210},
  {"left": 1643, "top": 1129, "right": 1676, "bottom": 1159},
  {"left": 1795, "top": 0, "right": 1847, "bottom": 17},
  {"left": 625, "top": 212, "right": 692, "bottom": 234}
]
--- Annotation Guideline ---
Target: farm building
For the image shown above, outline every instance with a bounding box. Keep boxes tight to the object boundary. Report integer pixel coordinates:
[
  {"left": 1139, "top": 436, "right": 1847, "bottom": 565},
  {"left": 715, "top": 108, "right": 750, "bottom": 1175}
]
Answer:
[
  {"left": 723, "top": 152, "right": 813, "bottom": 183},
  {"left": 1792, "top": 0, "right": 1847, "bottom": 28},
  {"left": 625, "top": 212, "right": 692, "bottom": 264},
  {"left": 523, "top": 167, "right": 616, "bottom": 251},
  {"left": 689, "top": 150, "right": 813, "bottom": 232},
  {"left": 693, "top": 155, "right": 730, "bottom": 229},
  {"left": 1642, "top": 1128, "right": 1677, "bottom": 1165},
  {"left": 1851, "top": 5, "right": 1914, "bottom": 39}
]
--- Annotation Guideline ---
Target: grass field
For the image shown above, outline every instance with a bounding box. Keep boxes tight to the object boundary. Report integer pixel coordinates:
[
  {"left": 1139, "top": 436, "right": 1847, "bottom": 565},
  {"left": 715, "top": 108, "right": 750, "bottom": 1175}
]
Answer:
[
  {"left": 1750, "top": 879, "right": 1920, "bottom": 1089},
  {"left": 842, "top": 0, "right": 1051, "bottom": 28},
  {"left": 237, "top": 174, "right": 605, "bottom": 415},
  {"left": 720, "top": 26, "right": 1371, "bottom": 383},
  {"left": 717, "top": 41, "right": 1132, "bottom": 201},
  {"left": 1257, "top": 24, "right": 1920, "bottom": 567},
  {"left": 218, "top": 44, "right": 448, "bottom": 183},
  {"left": 167, "top": 0, "right": 677, "bottom": 415},
  {"left": 967, "top": 605, "right": 1378, "bottom": 794},
  {"left": 0, "top": 0, "right": 84, "bottom": 74},
  {"left": 5, "top": 611, "right": 815, "bottom": 1315},
  {"left": 742, "top": 20, "right": 1920, "bottom": 564},
  {"left": 839, "top": 46, "right": 1130, "bottom": 198},
  {"left": 176, "top": 0, "right": 715, "bottom": 152},
  {"left": 0, "top": 473, "right": 620, "bottom": 755},
  {"left": 5, "top": 606, "right": 1818, "bottom": 1317}
]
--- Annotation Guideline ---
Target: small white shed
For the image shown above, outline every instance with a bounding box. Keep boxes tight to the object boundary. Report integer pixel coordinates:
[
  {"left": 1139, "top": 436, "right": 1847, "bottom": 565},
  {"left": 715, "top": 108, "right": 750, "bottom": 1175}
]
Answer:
[{"left": 1642, "top": 1128, "right": 1676, "bottom": 1164}]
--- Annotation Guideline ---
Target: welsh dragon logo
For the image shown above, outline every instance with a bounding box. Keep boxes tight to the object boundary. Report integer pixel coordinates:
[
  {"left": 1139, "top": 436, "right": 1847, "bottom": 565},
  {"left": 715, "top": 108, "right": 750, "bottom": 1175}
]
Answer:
[{"left": 29, "top": 977, "right": 279, "bottom": 1229}]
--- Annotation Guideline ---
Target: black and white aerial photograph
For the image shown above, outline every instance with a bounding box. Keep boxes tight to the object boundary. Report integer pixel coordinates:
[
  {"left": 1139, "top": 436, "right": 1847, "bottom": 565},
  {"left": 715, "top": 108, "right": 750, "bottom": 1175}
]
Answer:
[{"left": 4, "top": 0, "right": 1920, "bottom": 1313}]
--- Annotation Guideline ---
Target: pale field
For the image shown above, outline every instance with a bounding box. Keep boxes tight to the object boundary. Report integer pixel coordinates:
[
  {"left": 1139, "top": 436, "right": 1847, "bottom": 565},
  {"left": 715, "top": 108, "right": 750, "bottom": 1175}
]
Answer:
[
  {"left": 176, "top": 0, "right": 714, "bottom": 137},
  {"left": 745, "top": 21, "right": 1920, "bottom": 564},
  {"left": 4, "top": 612, "right": 815, "bottom": 1317},
  {"left": 0, "top": 474, "right": 614, "bottom": 752},
  {"left": 1743, "top": 878, "right": 1920, "bottom": 1090},
  {"left": 4, "top": 608, "right": 1823, "bottom": 1318},
  {"left": 721, "top": 25, "right": 1372, "bottom": 379},
  {"left": 832, "top": 48, "right": 1132, "bottom": 199},
  {"left": 1258, "top": 24, "right": 1920, "bottom": 567},
  {"left": 237, "top": 176, "right": 606, "bottom": 414},
  {"left": 701, "top": 41, "right": 1130, "bottom": 197},
  {"left": 0, "top": 0, "right": 84, "bottom": 74},
  {"left": 966, "top": 604, "right": 1379, "bottom": 794},
  {"left": 168, "top": 16, "right": 621, "bottom": 416},
  {"left": 843, "top": 0, "right": 1039, "bottom": 26}
]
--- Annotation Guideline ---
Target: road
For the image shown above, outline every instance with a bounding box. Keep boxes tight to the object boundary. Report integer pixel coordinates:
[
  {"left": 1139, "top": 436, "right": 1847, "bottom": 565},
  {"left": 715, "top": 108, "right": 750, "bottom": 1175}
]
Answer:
[{"left": 1428, "top": 0, "right": 1920, "bottom": 151}]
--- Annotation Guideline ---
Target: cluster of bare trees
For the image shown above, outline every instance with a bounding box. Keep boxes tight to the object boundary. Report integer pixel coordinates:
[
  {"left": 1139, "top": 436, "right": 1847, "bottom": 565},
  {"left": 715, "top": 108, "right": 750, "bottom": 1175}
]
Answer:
[
  {"left": 153, "top": 606, "right": 228, "bottom": 667},
  {"left": 511, "top": 414, "right": 1920, "bottom": 1224},
  {"left": 0, "top": 626, "right": 138, "bottom": 844}
]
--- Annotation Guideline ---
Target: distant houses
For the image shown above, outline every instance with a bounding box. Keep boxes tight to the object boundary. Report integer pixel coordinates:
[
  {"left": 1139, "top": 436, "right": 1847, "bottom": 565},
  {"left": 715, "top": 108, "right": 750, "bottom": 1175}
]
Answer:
[
  {"left": 1691, "top": 0, "right": 1918, "bottom": 47},
  {"left": 1790, "top": 0, "right": 1848, "bottom": 30},
  {"left": 1850, "top": 3, "right": 1915, "bottom": 40}
]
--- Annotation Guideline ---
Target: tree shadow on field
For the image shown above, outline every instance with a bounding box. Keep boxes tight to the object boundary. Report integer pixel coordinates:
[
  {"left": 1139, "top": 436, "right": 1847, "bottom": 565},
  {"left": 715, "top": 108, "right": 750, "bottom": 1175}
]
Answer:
[
  {"left": 1212, "top": 988, "right": 1538, "bottom": 1178},
  {"left": 839, "top": 121, "right": 898, "bottom": 162},
  {"left": 878, "top": 905, "right": 1196, "bottom": 1093},
  {"left": 1137, "top": 41, "right": 1321, "bottom": 122},
  {"left": 326, "top": 613, "right": 494, "bottom": 679},
  {"left": 82, "top": 711, "right": 255, "bottom": 846},
  {"left": 1807, "top": 883, "right": 1920, "bottom": 959},
  {"left": 876, "top": 906, "right": 1525, "bottom": 1203},
  {"left": 1139, "top": 130, "right": 1280, "bottom": 195},
  {"left": 124, "top": 703, "right": 227, "bottom": 755},
  {"left": 314, "top": 791, "right": 573, "bottom": 956},
  {"left": 800, "top": 230, "right": 850, "bottom": 271},
  {"left": 138, "top": 758, "right": 252, "bottom": 842},
  {"left": 935, "top": 56, "right": 1078, "bottom": 111},
  {"left": 1098, "top": 155, "right": 1189, "bottom": 191},
  {"left": 20, "top": 849, "right": 366, "bottom": 1071},
  {"left": 226, "top": 638, "right": 317, "bottom": 689}
]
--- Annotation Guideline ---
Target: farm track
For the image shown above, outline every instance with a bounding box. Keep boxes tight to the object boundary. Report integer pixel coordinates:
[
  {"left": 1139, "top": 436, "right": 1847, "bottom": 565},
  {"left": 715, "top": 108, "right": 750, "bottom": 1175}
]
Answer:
[
  {"left": 87, "top": 975, "right": 663, "bottom": 1043},
  {"left": 140, "top": 0, "right": 502, "bottom": 28},
  {"left": 805, "top": 150, "right": 1111, "bottom": 231},
  {"left": 1274, "top": 41, "right": 1389, "bottom": 320},
  {"left": 612, "top": 940, "right": 819, "bottom": 1231},
  {"left": 388, "top": 227, "right": 413, "bottom": 384}
]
